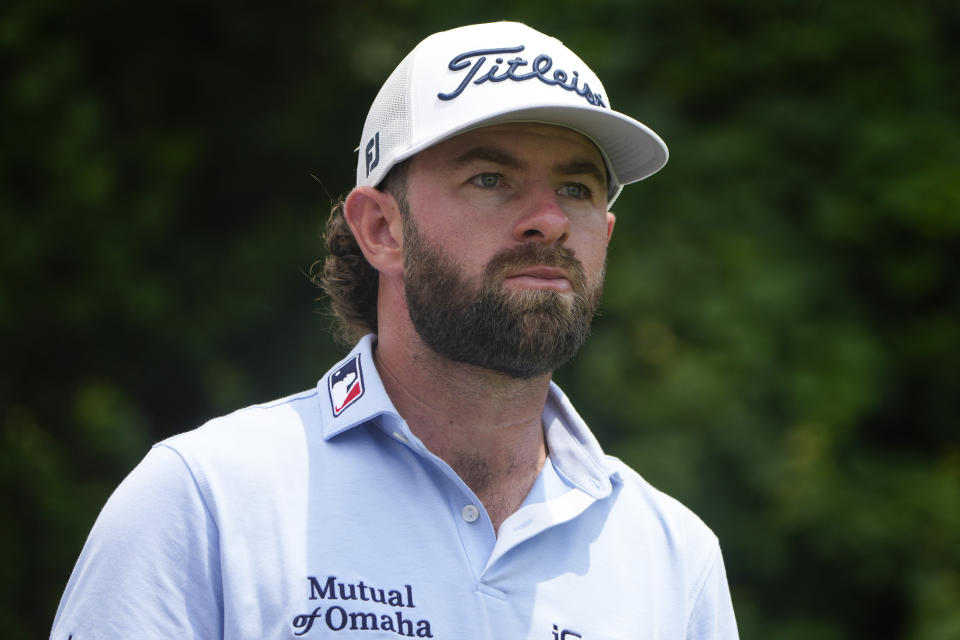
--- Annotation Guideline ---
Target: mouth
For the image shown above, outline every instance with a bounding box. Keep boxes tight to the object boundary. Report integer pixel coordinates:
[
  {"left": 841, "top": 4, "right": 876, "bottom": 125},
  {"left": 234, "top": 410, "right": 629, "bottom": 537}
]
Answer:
[{"left": 502, "top": 266, "right": 573, "bottom": 293}]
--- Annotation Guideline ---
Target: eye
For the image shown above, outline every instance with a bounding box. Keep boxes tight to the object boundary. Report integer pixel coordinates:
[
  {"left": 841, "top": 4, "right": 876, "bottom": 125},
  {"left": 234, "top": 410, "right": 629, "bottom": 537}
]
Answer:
[
  {"left": 470, "top": 172, "right": 503, "bottom": 189},
  {"left": 558, "top": 182, "right": 591, "bottom": 200}
]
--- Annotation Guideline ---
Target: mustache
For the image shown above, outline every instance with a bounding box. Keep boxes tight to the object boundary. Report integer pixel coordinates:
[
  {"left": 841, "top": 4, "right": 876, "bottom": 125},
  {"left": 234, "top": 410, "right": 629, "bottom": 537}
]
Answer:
[{"left": 483, "top": 244, "right": 587, "bottom": 288}]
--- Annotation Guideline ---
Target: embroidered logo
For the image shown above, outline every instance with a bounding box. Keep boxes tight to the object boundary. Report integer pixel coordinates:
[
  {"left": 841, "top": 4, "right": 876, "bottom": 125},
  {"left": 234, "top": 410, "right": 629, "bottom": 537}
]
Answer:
[
  {"left": 365, "top": 131, "right": 380, "bottom": 177},
  {"left": 552, "top": 624, "right": 582, "bottom": 639},
  {"left": 292, "top": 575, "right": 434, "bottom": 637},
  {"left": 329, "top": 354, "right": 364, "bottom": 417},
  {"left": 437, "top": 45, "right": 606, "bottom": 107}
]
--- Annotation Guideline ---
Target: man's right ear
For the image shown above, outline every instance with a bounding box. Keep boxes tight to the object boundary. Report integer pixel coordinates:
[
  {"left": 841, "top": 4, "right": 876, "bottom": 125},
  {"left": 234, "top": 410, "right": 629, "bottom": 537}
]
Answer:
[{"left": 343, "top": 186, "right": 405, "bottom": 277}]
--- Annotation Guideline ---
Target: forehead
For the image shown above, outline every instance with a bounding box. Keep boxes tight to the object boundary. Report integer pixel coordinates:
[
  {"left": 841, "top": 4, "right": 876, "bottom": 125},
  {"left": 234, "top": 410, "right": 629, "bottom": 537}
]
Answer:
[{"left": 412, "top": 122, "right": 606, "bottom": 169}]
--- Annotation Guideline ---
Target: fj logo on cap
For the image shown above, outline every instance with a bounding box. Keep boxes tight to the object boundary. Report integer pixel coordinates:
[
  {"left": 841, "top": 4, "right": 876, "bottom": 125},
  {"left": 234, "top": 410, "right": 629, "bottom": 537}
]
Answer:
[
  {"left": 365, "top": 132, "right": 380, "bottom": 177},
  {"left": 438, "top": 45, "right": 606, "bottom": 107},
  {"left": 329, "top": 354, "right": 364, "bottom": 417}
]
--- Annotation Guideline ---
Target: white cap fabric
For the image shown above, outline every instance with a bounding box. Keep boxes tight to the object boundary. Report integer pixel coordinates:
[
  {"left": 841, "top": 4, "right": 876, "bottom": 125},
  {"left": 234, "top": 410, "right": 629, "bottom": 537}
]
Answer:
[{"left": 355, "top": 22, "right": 668, "bottom": 205}]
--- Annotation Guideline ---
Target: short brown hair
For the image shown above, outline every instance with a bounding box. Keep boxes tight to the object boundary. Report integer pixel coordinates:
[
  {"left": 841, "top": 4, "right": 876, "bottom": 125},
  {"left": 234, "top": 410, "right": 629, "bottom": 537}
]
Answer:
[{"left": 313, "top": 162, "right": 409, "bottom": 345}]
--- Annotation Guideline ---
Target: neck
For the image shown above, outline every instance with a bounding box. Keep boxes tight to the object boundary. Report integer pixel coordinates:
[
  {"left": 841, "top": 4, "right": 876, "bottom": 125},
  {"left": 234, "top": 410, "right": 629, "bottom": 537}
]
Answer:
[{"left": 374, "top": 324, "right": 551, "bottom": 531}]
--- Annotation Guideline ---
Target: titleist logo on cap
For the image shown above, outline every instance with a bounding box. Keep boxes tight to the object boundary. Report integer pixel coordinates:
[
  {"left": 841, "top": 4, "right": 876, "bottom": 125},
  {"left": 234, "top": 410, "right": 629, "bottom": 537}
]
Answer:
[{"left": 437, "top": 45, "right": 607, "bottom": 108}]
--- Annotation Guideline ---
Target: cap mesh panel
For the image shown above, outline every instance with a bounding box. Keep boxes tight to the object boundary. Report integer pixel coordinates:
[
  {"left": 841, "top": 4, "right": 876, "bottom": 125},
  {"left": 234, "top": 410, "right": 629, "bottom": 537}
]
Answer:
[{"left": 360, "top": 52, "right": 413, "bottom": 186}]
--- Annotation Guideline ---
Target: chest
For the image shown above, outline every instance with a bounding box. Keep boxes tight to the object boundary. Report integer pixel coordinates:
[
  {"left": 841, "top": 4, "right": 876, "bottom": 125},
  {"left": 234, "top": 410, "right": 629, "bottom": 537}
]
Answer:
[{"left": 211, "top": 473, "right": 689, "bottom": 640}]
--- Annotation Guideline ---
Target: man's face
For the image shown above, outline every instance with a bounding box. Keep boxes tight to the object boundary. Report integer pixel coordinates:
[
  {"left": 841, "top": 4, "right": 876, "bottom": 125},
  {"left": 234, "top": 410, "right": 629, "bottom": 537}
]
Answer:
[{"left": 399, "top": 123, "right": 615, "bottom": 379}]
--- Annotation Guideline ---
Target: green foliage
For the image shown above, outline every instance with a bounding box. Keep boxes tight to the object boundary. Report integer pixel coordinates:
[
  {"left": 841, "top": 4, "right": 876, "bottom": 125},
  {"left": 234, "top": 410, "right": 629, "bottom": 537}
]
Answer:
[{"left": 1, "top": 0, "right": 957, "bottom": 638}]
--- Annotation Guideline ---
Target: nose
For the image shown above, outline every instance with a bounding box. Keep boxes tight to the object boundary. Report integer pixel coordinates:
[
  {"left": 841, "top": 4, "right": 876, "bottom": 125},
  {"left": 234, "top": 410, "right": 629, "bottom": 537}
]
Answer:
[{"left": 512, "top": 184, "right": 571, "bottom": 246}]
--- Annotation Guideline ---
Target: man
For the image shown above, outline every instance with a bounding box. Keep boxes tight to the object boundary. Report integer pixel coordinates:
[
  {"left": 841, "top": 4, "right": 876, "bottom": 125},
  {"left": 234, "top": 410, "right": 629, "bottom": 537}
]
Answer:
[{"left": 52, "top": 22, "right": 738, "bottom": 639}]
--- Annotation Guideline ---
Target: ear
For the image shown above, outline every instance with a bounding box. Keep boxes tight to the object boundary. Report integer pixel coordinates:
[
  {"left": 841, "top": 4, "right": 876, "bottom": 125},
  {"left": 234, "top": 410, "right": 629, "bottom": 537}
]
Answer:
[
  {"left": 343, "top": 186, "right": 405, "bottom": 278},
  {"left": 605, "top": 211, "right": 616, "bottom": 243}
]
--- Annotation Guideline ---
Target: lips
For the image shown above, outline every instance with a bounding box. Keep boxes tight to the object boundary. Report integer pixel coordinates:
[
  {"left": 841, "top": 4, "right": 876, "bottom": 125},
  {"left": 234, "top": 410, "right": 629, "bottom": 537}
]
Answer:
[
  {"left": 483, "top": 244, "right": 586, "bottom": 295},
  {"left": 506, "top": 265, "right": 570, "bottom": 280},
  {"left": 503, "top": 266, "right": 573, "bottom": 292}
]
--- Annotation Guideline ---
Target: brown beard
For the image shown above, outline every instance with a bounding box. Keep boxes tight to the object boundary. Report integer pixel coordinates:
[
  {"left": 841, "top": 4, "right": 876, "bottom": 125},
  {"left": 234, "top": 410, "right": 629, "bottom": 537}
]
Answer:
[{"left": 402, "top": 214, "right": 605, "bottom": 379}]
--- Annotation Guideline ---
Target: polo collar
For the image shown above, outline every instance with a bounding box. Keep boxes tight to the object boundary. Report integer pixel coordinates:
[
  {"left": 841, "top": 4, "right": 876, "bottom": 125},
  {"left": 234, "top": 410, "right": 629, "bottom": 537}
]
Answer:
[
  {"left": 315, "top": 335, "right": 617, "bottom": 498},
  {"left": 543, "top": 382, "right": 617, "bottom": 499},
  {"left": 317, "top": 334, "right": 399, "bottom": 440}
]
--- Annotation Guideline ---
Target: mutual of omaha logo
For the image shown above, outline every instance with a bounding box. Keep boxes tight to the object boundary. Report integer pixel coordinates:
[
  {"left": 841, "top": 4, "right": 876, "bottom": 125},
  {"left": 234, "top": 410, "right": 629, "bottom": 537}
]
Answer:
[
  {"left": 293, "top": 575, "right": 433, "bottom": 637},
  {"left": 329, "top": 354, "right": 364, "bottom": 417}
]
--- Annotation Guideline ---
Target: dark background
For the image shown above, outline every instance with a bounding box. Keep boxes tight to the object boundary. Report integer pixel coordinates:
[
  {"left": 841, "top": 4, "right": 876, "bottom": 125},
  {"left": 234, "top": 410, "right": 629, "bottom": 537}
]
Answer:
[{"left": 2, "top": 1, "right": 958, "bottom": 638}]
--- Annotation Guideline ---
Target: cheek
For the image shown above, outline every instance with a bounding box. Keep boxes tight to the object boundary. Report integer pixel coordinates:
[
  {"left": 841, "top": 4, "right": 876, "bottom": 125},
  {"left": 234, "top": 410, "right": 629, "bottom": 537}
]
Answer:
[
  {"left": 406, "top": 216, "right": 494, "bottom": 281},
  {"left": 575, "top": 235, "right": 612, "bottom": 284},
  {"left": 571, "top": 214, "right": 612, "bottom": 252},
  {"left": 414, "top": 204, "right": 507, "bottom": 260},
  {"left": 583, "top": 250, "right": 609, "bottom": 283}
]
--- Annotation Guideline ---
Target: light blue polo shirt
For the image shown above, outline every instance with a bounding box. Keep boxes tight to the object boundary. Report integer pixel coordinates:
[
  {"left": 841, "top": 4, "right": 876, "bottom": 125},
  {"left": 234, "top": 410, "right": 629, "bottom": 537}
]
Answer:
[{"left": 52, "top": 335, "right": 738, "bottom": 639}]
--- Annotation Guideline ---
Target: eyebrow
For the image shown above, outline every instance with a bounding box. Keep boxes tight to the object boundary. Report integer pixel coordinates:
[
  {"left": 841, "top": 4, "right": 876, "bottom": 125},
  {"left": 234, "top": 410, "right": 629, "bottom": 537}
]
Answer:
[
  {"left": 555, "top": 159, "right": 607, "bottom": 186},
  {"left": 452, "top": 147, "right": 607, "bottom": 186},
  {"left": 451, "top": 147, "right": 523, "bottom": 170}
]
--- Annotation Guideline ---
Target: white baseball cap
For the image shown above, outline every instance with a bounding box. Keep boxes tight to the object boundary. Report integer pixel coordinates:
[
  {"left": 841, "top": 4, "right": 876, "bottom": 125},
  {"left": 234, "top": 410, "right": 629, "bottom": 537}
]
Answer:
[{"left": 355, "top": 21, "right": 668, "bottom": 205}]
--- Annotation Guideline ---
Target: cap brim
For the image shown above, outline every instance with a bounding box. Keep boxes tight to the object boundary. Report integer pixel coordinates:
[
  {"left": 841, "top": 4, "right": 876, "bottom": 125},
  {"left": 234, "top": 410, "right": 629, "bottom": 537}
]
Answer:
[{"left": 393, "top": 103, "right": 668, "bottom": 204}]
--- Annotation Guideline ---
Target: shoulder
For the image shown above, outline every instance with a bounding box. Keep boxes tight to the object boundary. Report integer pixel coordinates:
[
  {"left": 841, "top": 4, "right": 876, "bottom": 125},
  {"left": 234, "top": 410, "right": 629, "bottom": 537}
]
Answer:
[
  {"left": 51, "top": 441, "right": 225, "bottom": 638},
  {"left": 161, "top": 387, "right": 323, "bottom": 463},
  {"left": 171, "top": 387, "right": 322, "bottom": 441},
  {"left": 602, "top": 455, "right": 733, "bottom": 625},
  {"left": 604, "top": 454, "right": 720, "bottom": 561},
  {"left": 133, "top": 387, "right": 329, "bottom": 515}
]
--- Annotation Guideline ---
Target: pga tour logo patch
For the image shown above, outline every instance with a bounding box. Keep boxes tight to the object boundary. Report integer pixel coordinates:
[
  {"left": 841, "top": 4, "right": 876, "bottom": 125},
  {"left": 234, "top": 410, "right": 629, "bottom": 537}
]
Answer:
[{"left": 328, "top": 354, "right": 364, "bottom": 417}]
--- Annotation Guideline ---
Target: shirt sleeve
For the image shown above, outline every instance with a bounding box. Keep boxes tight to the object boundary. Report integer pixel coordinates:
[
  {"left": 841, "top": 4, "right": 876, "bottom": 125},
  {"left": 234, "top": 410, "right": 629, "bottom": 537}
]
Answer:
[
  {"left": 686, "top": 544, "right": 739, "bottom": 640},
  {"left": 50, "top": 444, "right": 223, "bottom": 640}
]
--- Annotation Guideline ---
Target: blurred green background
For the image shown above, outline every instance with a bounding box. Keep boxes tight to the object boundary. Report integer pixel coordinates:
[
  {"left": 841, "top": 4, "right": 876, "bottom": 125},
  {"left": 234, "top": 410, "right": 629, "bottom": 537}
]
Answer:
[{"left": 2, "top": 0, "right": 958, "bottom": 638}]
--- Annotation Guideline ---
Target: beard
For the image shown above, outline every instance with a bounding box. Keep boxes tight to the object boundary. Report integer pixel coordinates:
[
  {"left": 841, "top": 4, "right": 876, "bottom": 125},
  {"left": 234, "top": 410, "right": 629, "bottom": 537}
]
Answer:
[{"left": 402, "top": 214, "right": 605, "bottom": 379}]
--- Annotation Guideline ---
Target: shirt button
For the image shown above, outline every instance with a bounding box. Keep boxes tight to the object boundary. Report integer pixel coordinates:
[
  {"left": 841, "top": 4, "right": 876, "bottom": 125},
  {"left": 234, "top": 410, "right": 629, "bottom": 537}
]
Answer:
[{"left": 461, "top": 504, "right": 479, "bottom": 523}]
